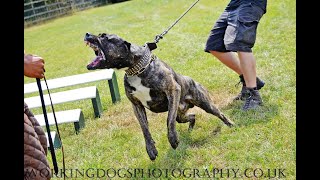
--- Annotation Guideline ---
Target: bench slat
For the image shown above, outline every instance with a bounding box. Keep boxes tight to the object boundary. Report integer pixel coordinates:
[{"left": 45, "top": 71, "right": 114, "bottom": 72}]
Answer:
[
  {"left": 24, "top": 69, "right": 114, "bottom": 94},
  {"left": 35, "top": 109, "right": 82, "bottom": 126},
  {"left": 25, "top": 86, "right": 97, "bottom": 109},
  {"left": 35, "top": 109, "right": 85, "bottom": 134}
]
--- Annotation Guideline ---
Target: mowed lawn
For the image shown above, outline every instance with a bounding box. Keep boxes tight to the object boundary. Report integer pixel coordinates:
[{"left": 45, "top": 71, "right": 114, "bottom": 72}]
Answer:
[{"left": 24, "top": 0, "right": 296, "bottom": 179}]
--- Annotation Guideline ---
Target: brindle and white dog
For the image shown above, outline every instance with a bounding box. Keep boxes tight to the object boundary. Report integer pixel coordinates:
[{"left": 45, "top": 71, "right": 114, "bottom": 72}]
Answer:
[{"left": 84, "top": 32, "right": 234, "bottom": 160}]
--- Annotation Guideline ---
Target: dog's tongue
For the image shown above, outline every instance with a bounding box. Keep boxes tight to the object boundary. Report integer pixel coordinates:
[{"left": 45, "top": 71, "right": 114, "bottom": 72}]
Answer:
[{"left": 87, "top": 55, "right": 103, "bottom": 69}]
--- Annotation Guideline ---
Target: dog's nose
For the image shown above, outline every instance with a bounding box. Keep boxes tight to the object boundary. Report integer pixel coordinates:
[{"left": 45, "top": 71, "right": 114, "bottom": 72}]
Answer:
[
  {"left": 87, "top": 64, "right": 96, "bottom": 70},
  {"left": 85, "top": 32, "right": 91, "bottom": 40}
]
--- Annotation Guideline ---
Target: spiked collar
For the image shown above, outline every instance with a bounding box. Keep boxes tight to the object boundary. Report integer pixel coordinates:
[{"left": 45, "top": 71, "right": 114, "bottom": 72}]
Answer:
[{"left": 125, "top": 45, "right": 155, "bottom": 76}]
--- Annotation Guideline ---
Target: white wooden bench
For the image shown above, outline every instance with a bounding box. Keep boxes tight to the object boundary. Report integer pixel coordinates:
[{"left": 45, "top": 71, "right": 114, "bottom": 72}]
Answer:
[
  {"left": 25, "top": 86, "right": 103, "bottom": 118},
  {"left": 45, "top": 131, "right": 61, "bottom": 149},
  {"left": 24, "top": 69, "right": 121, "bottom": 134},
  {"left": 35, "top": 109, "right": 85, "bottom": 134},
  {"left": 24, "top": 69, "right": 120, "bottom": 103}
]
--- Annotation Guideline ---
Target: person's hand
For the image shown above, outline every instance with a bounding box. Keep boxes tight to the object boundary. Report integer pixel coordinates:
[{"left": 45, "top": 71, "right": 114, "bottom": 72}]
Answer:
[{"left": 24, "top": 54, "right": 45, "bottom": 79}]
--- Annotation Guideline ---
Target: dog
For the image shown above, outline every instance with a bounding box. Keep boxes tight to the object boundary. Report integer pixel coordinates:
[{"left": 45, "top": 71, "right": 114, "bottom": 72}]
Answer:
[{"left": 84, "top": 32, "right": 234, "bottom": 160}]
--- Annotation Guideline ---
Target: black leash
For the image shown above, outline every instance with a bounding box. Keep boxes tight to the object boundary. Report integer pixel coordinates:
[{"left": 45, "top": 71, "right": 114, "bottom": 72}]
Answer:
[
  {"left": 36, "top": 77, "right": 66, "bottom": 179},
  {"left": 151, "top": 0, "right": 200, "bottom": 47}
]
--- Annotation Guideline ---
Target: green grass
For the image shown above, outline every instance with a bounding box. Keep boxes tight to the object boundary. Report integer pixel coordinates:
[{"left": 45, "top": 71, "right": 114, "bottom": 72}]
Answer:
[{"left": 24, "top": 0, "right": 296, "bottom": 179}]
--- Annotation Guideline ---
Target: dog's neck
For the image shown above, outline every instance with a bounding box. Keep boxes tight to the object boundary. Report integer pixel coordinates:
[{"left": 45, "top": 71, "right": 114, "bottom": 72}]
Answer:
[{"left": 125, "top": 44, "right": 154, "bottom": 76}]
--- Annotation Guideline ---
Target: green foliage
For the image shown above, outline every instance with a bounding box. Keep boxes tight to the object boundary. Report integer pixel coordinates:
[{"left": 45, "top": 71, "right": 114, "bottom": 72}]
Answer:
[{"left": 25, "top": 0, "right": 296, "bottom": 179}]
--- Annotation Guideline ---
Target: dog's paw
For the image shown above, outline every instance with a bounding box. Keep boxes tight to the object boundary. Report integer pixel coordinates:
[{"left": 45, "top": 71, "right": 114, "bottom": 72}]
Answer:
[
  {"left": 146, "top": 143, "right": 158, "bottom": 161},
  {"left": 188, "top": 114, "right": 196, "bottom": 131},
  {"left": 168, "top": 132, "right": 179, "bottom": 149},
  {"left": 220, "top": 114, "right": 235, "bottom": 127},
  {"left": 224, "top": 118, "right": 235, "bottom": 127},
  {"left": 226, "top": 120, "right": 235, "bottom": 127}
]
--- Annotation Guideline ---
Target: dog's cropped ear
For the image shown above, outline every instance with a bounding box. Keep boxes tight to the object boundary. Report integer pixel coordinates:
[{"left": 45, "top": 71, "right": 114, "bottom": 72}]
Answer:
[{"left": 124, "top": 41, "right": 131, "bottom": 50}]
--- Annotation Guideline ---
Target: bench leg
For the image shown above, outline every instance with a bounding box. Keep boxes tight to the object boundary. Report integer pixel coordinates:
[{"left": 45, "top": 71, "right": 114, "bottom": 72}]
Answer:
[
  {"left": 108, "top": 71, "right": 121, "bottom": 104},
  {"left": 53, "top": 135, "right": 62, "bottom": 149},
  {"left": 47, "top": 133, "right": 61, "bottom": 150},
  {"left": 74, "top": 111, "right": 85, "bottom": 134},
  {"left": 91, "top": 90, "right": 103, "bottom": 118}
]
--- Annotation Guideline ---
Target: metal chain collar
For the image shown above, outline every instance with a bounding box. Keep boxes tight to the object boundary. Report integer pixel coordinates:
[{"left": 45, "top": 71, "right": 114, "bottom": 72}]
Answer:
[{"left": 125, "top": 45, "right": 155, "bottom": 76}]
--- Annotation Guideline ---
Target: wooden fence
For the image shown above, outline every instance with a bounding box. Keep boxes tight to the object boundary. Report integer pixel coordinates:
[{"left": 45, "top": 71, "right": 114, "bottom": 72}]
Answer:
[{"left": 24, "top": 0, "right": 121, "bottom": 27}]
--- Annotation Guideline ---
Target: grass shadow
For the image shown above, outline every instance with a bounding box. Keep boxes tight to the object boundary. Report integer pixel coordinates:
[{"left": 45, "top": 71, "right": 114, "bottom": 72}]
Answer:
[
  {"left": 147, "top": 125, "right": 222, "bottom": 171},
  {"left": 221, "top": 95, "right": 279, "bottom": 127}
]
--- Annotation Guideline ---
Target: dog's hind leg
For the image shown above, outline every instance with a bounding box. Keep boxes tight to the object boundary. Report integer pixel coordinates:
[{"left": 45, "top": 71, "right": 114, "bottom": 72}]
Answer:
[
  {"left": 177, "top": 103, "right": 195, "bottom": 130},
  {"left": 131, "top": 102, "right": 158, "bottom": 160},
  {"left": 177, "top": 113, "right": 196, "bottom": 131},
  {"left": 189, "top": 83, "right": 234, "bottom": 127}
]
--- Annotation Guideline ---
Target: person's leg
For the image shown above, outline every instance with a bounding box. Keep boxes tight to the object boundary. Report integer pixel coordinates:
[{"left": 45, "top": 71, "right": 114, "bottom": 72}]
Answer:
[
  {"left": 238, "top": 52, "right": 256, "bottom": 88},
  {"left": 238, "top": 51, "right": 263, "bottom": 110},
  {"left": 209, "top": 51, "right": 242, "bottom": 75},
  {"left": 210, "top": 50, "right": 265, "bottom": 88},
  {"left": 204, "top": 10, "right": 248, "bottom": 101},
  {"left": 205, "top": 6, "right": 265, "bottom": 103},
  {"left": 204, "top": 9, "right": 242, "bottom": 75},
  {"left": 209, "top": 50, "right": 265, "bottom": 101},
  {"left": 223, "top": 3, "right": 265, "bottom": 110}
]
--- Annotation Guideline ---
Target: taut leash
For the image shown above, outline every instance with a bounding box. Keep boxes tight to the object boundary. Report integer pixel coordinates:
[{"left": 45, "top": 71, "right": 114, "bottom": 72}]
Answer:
[
  {"left": 36, "top": 77, "right": 66, "bottom": 179},
  {"left": 152, "top": 0, "right": 200, "bottom": 45}
]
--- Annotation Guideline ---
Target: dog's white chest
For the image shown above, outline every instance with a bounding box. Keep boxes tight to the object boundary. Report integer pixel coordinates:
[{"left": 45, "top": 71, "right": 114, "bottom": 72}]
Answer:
[{"left": 127, "top": 76, "right": 152, "bottom": 108}]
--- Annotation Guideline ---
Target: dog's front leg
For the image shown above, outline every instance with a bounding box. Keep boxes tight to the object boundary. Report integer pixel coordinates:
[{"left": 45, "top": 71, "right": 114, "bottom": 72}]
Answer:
[
  {"left": 131, "top": 103, "right": 158, "bottom": 160},
  {"left": 166, "top": 83, "right": 181, "bottom": 149}
]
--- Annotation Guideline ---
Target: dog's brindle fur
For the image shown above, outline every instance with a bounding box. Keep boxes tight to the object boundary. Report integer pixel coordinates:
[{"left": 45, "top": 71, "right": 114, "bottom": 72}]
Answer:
[{"left": 85, "top": 33, "right": 234, "bottom": 160}]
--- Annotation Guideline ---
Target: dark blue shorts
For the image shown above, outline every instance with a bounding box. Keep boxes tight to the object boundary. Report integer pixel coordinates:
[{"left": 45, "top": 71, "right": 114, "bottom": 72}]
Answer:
[{"left": 205, "top": 3, "right": 265, "bottom": 53}]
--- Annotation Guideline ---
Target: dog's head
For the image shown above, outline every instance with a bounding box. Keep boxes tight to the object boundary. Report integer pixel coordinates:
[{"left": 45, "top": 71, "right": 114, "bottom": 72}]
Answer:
[{"left": 84, "top": 32, "right": 132, "bottom": 70}]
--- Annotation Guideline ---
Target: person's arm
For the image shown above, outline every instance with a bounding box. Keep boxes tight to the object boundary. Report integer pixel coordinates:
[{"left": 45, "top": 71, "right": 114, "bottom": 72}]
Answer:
[{"left": 24, "top": 52, "right": 45, "bottom": 79}]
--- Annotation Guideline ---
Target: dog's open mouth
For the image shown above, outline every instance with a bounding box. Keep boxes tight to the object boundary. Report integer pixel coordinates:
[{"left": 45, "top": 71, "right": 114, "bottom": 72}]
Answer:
[{"left": 84, "top": 34, "right": 107, "bottom": 70}]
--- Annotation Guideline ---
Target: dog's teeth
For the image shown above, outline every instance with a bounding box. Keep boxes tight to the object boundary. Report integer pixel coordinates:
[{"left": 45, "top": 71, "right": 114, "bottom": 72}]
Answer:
[{"left": 101, "top": 50, "right": 106, "bottom": 60}]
